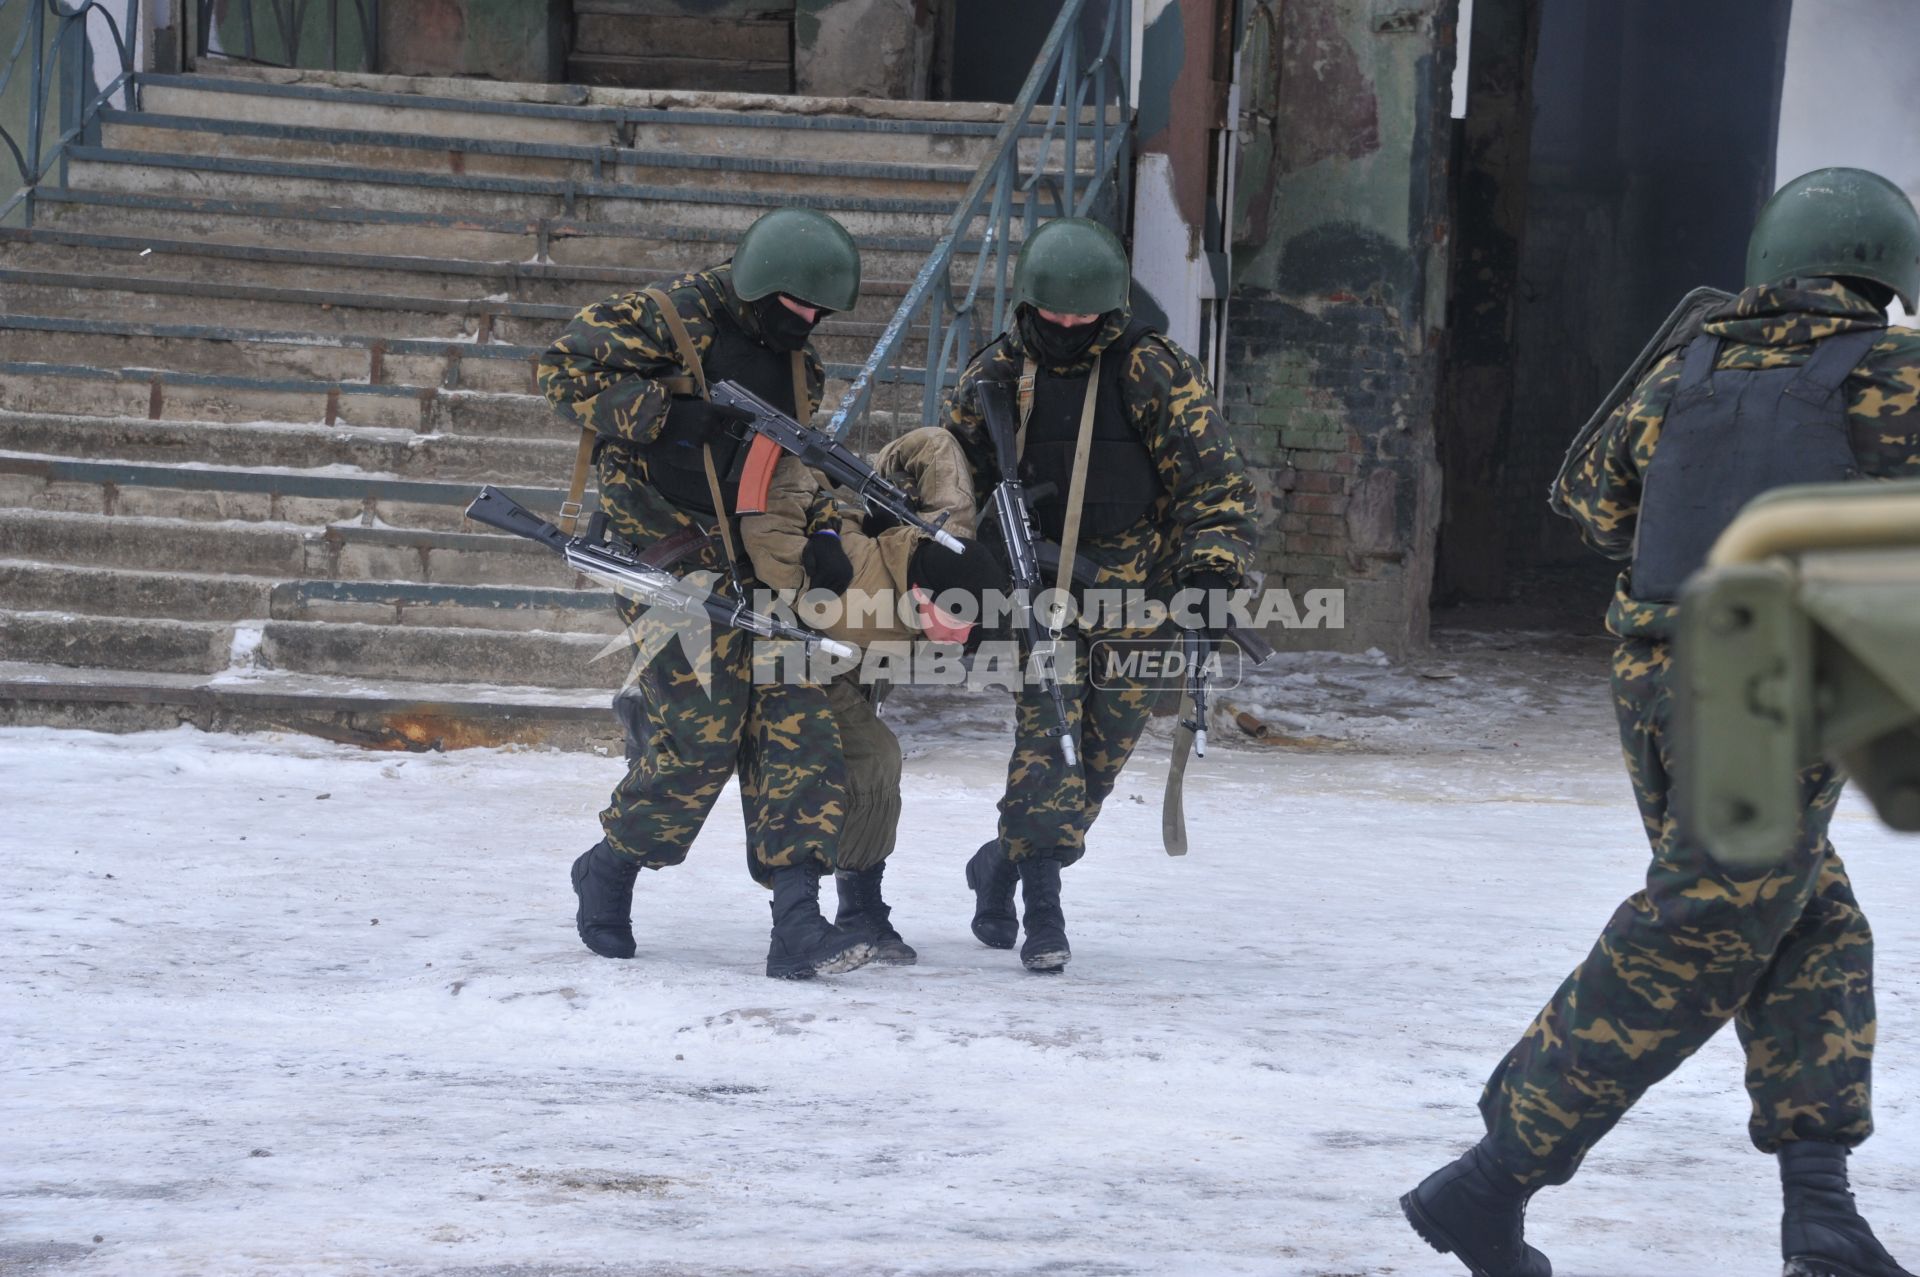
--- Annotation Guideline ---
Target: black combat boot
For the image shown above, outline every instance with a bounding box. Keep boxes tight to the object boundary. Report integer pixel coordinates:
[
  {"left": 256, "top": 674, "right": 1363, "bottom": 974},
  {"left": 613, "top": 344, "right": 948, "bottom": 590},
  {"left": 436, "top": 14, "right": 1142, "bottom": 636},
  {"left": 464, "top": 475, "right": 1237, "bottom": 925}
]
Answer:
[
  {"left": 965, "top": 839, "right": 1018, "bottom": 949},
  {"left": 765, "top": 866, "right": 877, "bottom": 980},
  {"left": 1015, "top": 857, "right": 1070, "bottom": 972},
  {"left": 1779, "top": 1142, "right": 1915, "bottom": 1277},
  {"left": 834, "top": 863, "right": 917, "bottom": 964},
  {"left": 1400, "top": 1140, "right": 1552, "bottom": 1277},
  {"left": 571, "top": 840, "right": 641, "bottom": 960}
]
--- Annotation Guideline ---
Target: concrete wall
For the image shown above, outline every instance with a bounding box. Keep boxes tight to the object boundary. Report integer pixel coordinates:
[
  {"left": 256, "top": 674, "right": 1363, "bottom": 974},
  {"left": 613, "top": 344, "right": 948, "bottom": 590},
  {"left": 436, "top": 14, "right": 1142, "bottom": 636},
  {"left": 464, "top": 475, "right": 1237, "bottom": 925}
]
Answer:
[
  {"left": 796, "top": 0, "right": 938, "bottom": 100},
  {"left": 1222, "top": 0, "right": 1455, "bottom": 655}
]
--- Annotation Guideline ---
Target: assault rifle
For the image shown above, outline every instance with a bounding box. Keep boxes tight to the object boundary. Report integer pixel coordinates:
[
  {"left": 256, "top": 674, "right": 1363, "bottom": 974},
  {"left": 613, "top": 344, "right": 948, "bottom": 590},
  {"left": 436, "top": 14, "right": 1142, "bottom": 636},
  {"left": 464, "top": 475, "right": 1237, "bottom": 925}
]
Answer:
[
  {"left": 464, "top": 486, "right": 855, "bottom": 660},
  {"left": 710, "top": 379, "right": 965, "bottom": 553},
  {"left": 977, "top": 377, "right": 1078, "bottom": 767},
  {"left": 1549, "top": 285, "right": 1733, "bottom": 515}
]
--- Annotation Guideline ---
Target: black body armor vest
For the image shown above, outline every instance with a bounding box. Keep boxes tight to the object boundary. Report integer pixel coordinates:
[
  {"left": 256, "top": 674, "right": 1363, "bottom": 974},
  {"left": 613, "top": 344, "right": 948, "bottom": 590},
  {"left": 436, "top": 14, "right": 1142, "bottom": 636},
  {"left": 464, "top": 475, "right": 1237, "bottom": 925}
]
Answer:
[
  {"left": 642, "top": 279, "right": 802, "bottom": 517},
  {"left": 1021, "top": 319, "right": 1165, "bottom": 542},
  {"left": 1629, "top": 328, "right": 1875, "bottom": 602}
]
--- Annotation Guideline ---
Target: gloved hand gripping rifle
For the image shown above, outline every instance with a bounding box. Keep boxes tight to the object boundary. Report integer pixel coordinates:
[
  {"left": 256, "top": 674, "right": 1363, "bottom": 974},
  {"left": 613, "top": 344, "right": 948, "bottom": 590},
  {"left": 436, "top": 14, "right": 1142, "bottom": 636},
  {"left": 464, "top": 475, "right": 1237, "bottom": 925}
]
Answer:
[{"left": 710, "top": 380, "right": 965, "bottom": 553}]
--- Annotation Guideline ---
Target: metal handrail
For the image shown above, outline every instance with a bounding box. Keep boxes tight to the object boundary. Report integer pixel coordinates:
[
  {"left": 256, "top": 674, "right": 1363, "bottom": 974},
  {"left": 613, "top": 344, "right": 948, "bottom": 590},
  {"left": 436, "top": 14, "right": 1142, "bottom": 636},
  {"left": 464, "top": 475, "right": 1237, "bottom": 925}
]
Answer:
[
  {"left": 195, "top": 0, "right": 378, "bottom": 73},
  {"left": 0, "top": 0, "right": 139, "bottom": 224},
  {"left": 826, "top": 0, "right": 1133, "bottom": 448}
]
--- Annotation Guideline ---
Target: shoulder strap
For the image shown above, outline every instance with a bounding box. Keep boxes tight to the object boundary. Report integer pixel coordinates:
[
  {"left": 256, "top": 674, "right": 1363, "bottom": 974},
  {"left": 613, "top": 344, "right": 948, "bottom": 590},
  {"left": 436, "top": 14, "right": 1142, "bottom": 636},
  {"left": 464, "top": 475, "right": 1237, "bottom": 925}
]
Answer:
[
  {"left": 790, "top": 350, "right": 813, "bottom": 422},
  {"left": 1673, "top": 334, "right": 1722, "bottom": 402},
  {"left": 645, "top": 286, "right": 709, "bottom": 398},
  {"left": 1048, "top": 352, "right": 1102, "bottom": 624},
  {"left": 1015, "top": 357, "right": 1039, "bottom": 455},
  {"left": 1785, "top": 328, "right": 1884, "bottom": 404},
  {"left": 559, "top": 429, "right": 597, "bottom": 534}
]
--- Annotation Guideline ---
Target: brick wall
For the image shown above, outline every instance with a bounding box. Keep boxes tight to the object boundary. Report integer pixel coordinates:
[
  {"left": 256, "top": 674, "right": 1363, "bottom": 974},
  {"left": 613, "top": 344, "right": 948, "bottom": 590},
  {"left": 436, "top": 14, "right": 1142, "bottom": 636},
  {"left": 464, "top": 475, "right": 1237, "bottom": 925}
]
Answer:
[{"left": 1225, "top": 287, "right": 1441, "bottom": 654}]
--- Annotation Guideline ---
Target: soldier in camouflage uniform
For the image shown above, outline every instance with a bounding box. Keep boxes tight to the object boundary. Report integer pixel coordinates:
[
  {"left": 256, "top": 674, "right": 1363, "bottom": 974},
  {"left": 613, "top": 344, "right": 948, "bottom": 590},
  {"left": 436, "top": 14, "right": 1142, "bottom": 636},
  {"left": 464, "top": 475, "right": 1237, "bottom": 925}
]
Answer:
[
  {"left": 943, "top": 219, "right": 1257, "bottom": 972},
  {"left": 539, "top": 207, "right": 987, "bottom": 978},
  {"left": 1403, "top": 169, "right": 1920, "bottom": 1277}
]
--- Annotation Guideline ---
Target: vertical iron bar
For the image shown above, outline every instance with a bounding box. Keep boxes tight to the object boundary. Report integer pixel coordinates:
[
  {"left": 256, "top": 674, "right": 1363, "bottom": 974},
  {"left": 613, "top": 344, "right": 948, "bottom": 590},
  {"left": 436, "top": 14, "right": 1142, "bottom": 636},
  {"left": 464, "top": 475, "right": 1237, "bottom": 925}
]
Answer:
[
  {"left": 24, "top": 0, "right": 47, "bottom": 186},
  {"left": 1098, "top": 13, "right": 1113, "bottom": 214},
  {"left": 1061, "top": 18, "right": 1079, "bottom": 218},
  {"left": 921, "top": 272, "right": 948, "bottom": 424},
  {"left": 989, "top": 161, "right": 1010, "bottom": 330}
]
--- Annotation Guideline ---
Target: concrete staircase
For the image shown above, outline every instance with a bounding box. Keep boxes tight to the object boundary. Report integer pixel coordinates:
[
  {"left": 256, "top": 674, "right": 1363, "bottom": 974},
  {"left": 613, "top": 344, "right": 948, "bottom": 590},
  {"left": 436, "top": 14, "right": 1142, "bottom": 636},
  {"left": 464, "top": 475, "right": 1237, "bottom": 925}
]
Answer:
[{"left": 0, "top": 64, "right": 1033, "bottom": 749}]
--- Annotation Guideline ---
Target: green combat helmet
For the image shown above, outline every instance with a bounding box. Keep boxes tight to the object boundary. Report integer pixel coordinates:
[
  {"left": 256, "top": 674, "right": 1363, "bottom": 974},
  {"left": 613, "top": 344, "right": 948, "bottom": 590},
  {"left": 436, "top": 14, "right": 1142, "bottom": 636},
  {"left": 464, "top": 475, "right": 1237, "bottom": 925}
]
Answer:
[
  {"left": 1011, "top": 217, "right": 1131, "bottom": 315},
  {"left": 1746, "top": 167, "right": 1920, "bottom": 311},
  {"left": 731, "top": 207, "right": 862, "bottom": 313},
  {"left": 1675, "top": 479, "right": 1920, "bottom": 870}
]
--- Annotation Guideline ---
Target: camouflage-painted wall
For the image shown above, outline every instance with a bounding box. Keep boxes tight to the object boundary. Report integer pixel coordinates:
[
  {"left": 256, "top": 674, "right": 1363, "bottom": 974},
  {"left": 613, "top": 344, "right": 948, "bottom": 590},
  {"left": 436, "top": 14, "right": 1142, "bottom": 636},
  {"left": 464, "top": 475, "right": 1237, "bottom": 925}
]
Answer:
[{"left": 1224, "top": 0, "right": 1455, "bottom": 654}]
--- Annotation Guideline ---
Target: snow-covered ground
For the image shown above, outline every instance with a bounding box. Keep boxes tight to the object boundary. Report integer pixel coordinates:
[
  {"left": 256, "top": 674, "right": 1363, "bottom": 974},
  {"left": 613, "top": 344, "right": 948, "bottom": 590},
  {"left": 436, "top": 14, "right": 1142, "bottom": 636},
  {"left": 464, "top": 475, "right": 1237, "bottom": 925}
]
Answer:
[{"left": 4, "top": 633, "right": 1917, "bottom": 1277}]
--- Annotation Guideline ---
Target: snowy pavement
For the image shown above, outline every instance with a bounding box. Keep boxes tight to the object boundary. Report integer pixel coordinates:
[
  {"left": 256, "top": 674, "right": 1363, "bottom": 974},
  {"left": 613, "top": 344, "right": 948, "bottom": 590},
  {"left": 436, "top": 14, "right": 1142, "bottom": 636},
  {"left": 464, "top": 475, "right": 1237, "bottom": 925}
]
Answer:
[{"left": 3, "top": 634, "right": 1916, "bottom": 1276}]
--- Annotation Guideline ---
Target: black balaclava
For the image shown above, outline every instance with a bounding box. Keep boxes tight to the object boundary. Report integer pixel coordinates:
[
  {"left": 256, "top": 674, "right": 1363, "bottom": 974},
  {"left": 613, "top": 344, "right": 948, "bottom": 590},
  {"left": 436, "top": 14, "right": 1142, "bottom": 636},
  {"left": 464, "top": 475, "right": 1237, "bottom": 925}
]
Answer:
[
  {"left": 752, "top": 293, "right": 827, "bottom": 353},
  {"left": 1019, "top": 304, "right": 1105, "bottom": 366}
]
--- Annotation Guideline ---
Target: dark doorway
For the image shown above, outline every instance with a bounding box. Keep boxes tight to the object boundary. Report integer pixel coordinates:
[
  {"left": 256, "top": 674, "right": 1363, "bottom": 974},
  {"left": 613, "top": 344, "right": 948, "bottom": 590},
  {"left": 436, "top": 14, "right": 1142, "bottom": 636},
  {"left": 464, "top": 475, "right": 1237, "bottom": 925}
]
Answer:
[{"left": 1434, "top": 0, "right": 1795, "bottom": 614}]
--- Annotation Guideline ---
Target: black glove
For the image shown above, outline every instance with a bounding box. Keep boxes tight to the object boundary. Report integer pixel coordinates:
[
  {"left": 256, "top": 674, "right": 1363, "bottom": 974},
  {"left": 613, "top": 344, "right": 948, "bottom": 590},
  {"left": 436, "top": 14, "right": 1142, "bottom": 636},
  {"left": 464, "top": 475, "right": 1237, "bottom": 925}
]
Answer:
[
  {"left": 800, "top": 529, "right": 854, "bottom": 597},
  {"left": 655, "top": 397, "right": 755, "bottom": 449},
  {"left": 909, "top": 537, "right": 1009, "bottom": 603},
  {"left": 1178, "top": 569, "right": 1239, "bottom": 641}
]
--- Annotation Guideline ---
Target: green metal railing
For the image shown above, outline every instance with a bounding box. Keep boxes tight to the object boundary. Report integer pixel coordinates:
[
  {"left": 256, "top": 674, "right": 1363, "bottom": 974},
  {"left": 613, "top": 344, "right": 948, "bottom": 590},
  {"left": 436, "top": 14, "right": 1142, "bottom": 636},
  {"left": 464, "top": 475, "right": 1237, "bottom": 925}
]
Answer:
[
  {"left": 194, "top": 0, "right": 378, "bottom": 73},
  {"left": 0, "top": 0, "right": 139, "bottom": 224},
  {"left": 827, "top": 0, "right": 1134, "bottom": 447}
]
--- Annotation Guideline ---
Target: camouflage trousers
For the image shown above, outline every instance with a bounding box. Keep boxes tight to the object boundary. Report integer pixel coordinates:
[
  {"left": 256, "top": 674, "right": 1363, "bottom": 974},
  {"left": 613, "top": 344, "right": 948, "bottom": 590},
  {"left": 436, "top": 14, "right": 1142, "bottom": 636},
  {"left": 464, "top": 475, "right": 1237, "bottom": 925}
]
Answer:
[
  {"left": 1479, "top": 637, "right": 1873, "bottom": 1187},
  {"left": 998, "top": 634, "right": 1159, "bottom": 865},
  {"left": 593, "top": 458, "right": 864, "bottom": 882},
  {"left": 611, "top": 671, "right": 899, "bottom": 873}
]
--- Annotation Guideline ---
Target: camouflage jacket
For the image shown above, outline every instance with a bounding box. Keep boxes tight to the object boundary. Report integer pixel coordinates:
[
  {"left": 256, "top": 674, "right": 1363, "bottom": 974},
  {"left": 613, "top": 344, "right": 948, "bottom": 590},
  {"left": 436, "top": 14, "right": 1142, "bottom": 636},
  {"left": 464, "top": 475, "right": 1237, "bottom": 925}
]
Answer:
[
  {"left": 942, "top": 304, "right": 1258, "bottom": 591},
  {"left": 1556, "top": 279, "right": 1920, "bottom": 640},
  {"left": 537, "top": 262, "right": 826, "bottom": 447},
  {"left": 535, "top": 263, "right": 835, "bottom": 551}
]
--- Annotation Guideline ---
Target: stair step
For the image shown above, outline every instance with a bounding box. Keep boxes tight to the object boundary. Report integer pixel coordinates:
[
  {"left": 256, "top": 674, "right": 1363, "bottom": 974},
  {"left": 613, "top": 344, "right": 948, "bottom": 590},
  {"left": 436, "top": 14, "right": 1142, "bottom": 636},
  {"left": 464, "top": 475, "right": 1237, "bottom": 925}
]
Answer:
[
  {"left": 0, "top": 228, "right": 925, "bottom": 323},
  {"left": 0, "top": 658, "right": 618, "bottom": 751},
  {"left": 98, "top": 110, "right": 982, "bottom": 200},
  {"left": 0, "top": 299, "right": 928, "bottom": 373},
  {"left": 64, "top": 148, "right": 990, "bottom": 242},
  {"left": 0, "top": 268, "right": 573, "bottom": 347},
  {"left": 0, "top": 610, "right": 621, "bottom": 688},
  {"left": 0, "top": 448, "right": 570, "bottom": 532},
  {"left": 0, "top": 560, "right": 614, "bottom": 631},
  {"left": 0, "top": 361, "right": 553, "bottom": 434},
  {"left": 134, "top": 73, "right": 1054, "bottom": 173},
  {"left": 0, "top": 507, "right": 581, "bottom": 587},
  {"left": 0, "top": 314, "right": 544, "bottom": 397},
  {"left": 0, "top": 408, "right": 568, "bottom": 484},
  {"left": 30, "top": 186, "right": 964, "bottom": 278}
]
